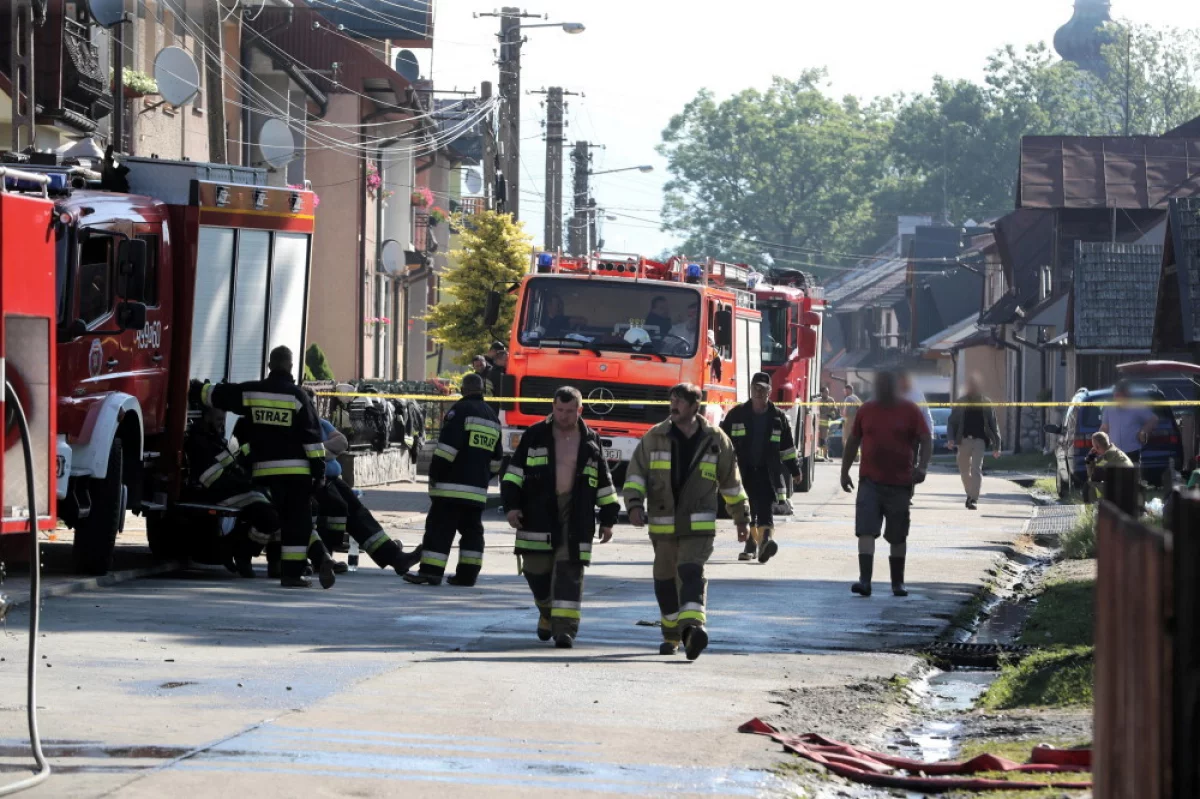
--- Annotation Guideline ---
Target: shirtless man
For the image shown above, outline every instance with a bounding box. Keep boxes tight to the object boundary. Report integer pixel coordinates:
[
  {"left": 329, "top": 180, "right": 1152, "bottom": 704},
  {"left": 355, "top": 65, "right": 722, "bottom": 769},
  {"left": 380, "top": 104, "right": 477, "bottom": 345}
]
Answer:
[{"left": 501, "top": 387, "right": 620, "bottom": 647}]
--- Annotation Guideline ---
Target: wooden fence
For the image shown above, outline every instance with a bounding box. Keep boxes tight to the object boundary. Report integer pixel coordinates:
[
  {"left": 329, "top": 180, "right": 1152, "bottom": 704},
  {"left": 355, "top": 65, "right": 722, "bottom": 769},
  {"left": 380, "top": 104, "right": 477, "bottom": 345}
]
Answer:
[{"left": 1095, "top": 468, "right": 1200, "bottom": 799}]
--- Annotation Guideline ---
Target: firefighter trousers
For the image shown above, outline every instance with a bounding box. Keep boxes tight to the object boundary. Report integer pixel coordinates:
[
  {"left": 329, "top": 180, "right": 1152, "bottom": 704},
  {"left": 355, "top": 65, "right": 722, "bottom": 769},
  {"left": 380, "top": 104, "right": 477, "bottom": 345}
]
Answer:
[
  {"left": 418, "top": 499, "right": 484, "bottom": 581},
  {"left": 314, "top": 479, "right": 404, "bottom": 568},
  {"left": 744, "top": 468, "right": 776, "bottom": 553},
  {"left": 522, "top": 544, "right": 585, "bottom": 638},
  {"left": 256, "top": 476, "right": 318, "bottom": 580},
  {"left": 651, "top": 535, "right": 715, "bottom": 644}
]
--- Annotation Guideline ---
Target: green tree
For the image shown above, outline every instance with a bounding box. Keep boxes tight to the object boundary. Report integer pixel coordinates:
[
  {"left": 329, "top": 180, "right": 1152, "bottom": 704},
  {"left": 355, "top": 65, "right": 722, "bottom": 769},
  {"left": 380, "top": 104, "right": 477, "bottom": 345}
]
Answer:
[
  {"left": 658, "top": 71, "right": 893, "bottom": 275},
  {"left": 424, "top": 210, "right": 531, "bottom": 365},
  {"left": 304, "top": 342, "right": 335, "bottom": 381},
  {"left": 1095, "top": 22, "right": 1200, "bottom": 136}
]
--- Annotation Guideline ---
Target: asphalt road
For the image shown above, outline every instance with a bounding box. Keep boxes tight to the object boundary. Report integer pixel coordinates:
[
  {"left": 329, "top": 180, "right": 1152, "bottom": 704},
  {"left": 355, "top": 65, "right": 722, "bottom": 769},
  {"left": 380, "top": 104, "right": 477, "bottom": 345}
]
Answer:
[{"left": 0, "top": 465, "right": 1032, "bottom": 798}]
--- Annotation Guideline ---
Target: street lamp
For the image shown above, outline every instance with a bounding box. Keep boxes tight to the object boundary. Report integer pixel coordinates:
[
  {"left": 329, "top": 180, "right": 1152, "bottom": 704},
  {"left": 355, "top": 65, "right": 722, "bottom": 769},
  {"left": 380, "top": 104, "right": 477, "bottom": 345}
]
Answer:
[
  {"left": 518, "top": 21, "right": 586, "bottom": 34},
  {"left": 590, "top": 165, "right": 654, "bottom": 177}
]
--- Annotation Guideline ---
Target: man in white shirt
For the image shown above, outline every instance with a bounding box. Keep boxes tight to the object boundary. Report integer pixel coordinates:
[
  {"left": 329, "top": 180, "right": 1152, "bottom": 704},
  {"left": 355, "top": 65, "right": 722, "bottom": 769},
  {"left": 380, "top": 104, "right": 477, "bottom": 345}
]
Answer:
[{"left": 897, "top": 372, "right": 933, "bottom": 506}]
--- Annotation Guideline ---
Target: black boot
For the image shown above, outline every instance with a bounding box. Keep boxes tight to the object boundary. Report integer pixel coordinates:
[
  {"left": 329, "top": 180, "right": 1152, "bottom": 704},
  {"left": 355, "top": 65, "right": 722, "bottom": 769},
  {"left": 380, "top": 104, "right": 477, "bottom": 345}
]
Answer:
[
  {"left": 392, "top": 546, "right": 422, "bottom": 576},
  {"left": 851, "top": 554, "right": 873, "bottom": 597},
  {"left": 738, "top": 537, "right": 756, "bottom": 562},
  {"left": 890, "top": 557, "right": 909, "bottom": 597},
  {"left": 280, "top": 575, "right": 311, "bottom": 589},
  {"left": 758, "top": 527, "right": 778, "bottom": 564},
  {"left": 266, "top": 542, "right": 282, "bottom": 579}
]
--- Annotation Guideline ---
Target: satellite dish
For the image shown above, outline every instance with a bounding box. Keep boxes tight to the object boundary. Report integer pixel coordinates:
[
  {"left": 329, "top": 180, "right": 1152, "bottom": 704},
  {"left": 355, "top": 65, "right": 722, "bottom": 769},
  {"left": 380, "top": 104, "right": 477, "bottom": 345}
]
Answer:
[
  {"left": 464, "top": 169, "right": 483, "bottom": 195},
  {"left": 394, "top": 49, "right": 420, "bottom": 83},
  {"left": 153, "top": 46, "right": 200, "bottom": 107},
  {"left": 380, "top": 239, "right": 404, "bottom": 275},
  {"left": 257, "top": 118, "right": 297, "bottom": 170},
  {"left": 87, "top": 0, "right": 126, "bottom": 27}
]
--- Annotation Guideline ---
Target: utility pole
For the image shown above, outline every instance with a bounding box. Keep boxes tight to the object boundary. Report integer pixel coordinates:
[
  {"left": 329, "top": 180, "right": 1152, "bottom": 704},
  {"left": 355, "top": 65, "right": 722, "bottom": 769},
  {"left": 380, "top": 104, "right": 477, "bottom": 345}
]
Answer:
[
  {"left": 532, "top": 87, "right": 579, "bottom": 251},
  {"left": 481, "top": 81, "right": 497, "bottom": 210},
  {"left": 9, "top": 1, "right": 35, "bottom": 152},
  {"left": 587, "top": 198, "right": 598, "bottom": 254},
  {"left": 569, "top": 140, "right": 590, "bottom": 255},
  {"left": 203, "top": 1, "right": 227, "bottom": 163},
  {"left": 479, "top": 7, "right": 539, "bottom": 218}
]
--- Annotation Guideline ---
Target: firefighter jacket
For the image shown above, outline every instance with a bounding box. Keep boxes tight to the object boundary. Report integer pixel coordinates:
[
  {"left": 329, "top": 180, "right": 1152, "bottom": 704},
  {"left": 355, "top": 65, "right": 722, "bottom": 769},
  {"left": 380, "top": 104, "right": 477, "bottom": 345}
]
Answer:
[
  {"left": 624, "top": 417, "right": 749, "bottom": 535},
  {"left": 501, "top": 418, "right": 620, "bottom": 563},
  {"left": 429, "top": 393, "right": 503, "bottom": 506},
  {"left": 194, "top": 370, "right": 326, "bottom": 480},
  {"left": 183, "top": 422, "right": 271, "bottom": 511},
  {"left": 721, "top": 401, "right": 801, "bottom": 489}
]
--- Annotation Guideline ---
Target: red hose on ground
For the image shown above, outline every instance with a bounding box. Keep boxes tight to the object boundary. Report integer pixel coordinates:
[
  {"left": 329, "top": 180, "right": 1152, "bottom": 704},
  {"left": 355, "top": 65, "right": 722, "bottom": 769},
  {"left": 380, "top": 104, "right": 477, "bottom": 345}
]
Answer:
[{"left": 739, "top": 718, "right": 1093, "bottom": 793}]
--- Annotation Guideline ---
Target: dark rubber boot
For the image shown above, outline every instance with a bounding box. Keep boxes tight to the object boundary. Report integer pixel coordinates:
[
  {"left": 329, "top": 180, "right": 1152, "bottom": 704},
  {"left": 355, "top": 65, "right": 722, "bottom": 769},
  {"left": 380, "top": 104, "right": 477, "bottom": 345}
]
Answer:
[
  {"left": 332, "top": 561, "right": 349, "bottom": 575},
  {"left": 537, "top": 616, "right": 553, "bottom": 642},
  {"left": 392, "top": 546, "right": 423, "bottom": 576},
  {"left": 403, "top": 572, "right": 442, "bottom": 586},
  {"left": 683, "top": 627, "right": 709, "bottom": 661},
  {"left": 890, "top": 557, "right": 909, "bottom": 597},
  {"left": 318, "top": 559, "right": 336, "bottom": 590},
  {"left": 280, "top": 576, "right": 311, "bottom": 589},
  {"left": 659, "top": 642, "right": 678, "bottom": 655},
  {"left": 851, "top": 554, "right": 873, "bottom": 597},
  {"left": 447, "top": 574, "right": 477, "bottom": 587},
  {"left": 738, "top": 537, "right": 756, "bottom": 561},
  {"left": 758, "top": 527, "right": 778, "bottom": 564},
  {"left": 266, "top": 542, "right": 282, "bottom": 579},
  {"left": 554, "top": 634, "right": 575, "bottom": 649}
]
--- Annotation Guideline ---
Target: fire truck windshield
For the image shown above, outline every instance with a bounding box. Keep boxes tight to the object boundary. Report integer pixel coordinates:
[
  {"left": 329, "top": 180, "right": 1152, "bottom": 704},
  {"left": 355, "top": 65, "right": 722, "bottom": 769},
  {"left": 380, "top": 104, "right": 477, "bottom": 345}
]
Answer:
[
  {"left": 761, "top": 302, "right": 790, "bottom": 366},
  {"left": 518, "top": 278, "right": 701, "bottom": 358}
]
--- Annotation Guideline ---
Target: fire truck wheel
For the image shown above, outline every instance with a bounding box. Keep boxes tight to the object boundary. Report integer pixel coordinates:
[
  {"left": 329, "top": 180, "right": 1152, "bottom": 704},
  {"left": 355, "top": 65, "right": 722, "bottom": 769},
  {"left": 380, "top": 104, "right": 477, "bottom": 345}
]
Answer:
[
  {"left": 72, "top": 439, "right": 124, "bottom": 576},
  {"left": 796, "top": 455, "right": 815, "bottom": 493},
  {"left": 146, "top": 512, "right": 191, "bottom": 562}
]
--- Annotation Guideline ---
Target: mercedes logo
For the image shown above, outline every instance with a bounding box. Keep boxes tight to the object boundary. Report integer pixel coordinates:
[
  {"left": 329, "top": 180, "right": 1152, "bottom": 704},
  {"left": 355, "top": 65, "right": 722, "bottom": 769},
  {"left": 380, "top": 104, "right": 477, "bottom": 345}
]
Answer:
[{"left": 587, "top": 387, "right": 616, "bottom": 415}]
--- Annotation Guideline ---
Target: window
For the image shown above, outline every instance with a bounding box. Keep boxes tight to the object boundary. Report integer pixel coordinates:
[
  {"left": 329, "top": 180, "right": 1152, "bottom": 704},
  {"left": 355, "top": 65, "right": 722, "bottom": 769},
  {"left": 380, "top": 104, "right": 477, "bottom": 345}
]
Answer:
[
  {"left": 77, "top": 237, "right": 114, "bottom": 327},
  {"left": 136, "top": 234, "right": 159, "bottom": 306}
]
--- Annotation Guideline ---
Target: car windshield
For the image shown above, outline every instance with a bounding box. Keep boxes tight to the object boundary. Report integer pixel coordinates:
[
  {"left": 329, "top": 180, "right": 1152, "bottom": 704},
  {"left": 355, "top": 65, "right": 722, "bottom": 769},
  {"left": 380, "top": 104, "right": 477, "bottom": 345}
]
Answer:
[
  {"left": 930, "top": 408, "right": 952, "bottom": 426},
  {"left": 760, "top": 303, "right": 789, "bottom": 366},
  {"left": 1078, "top": 392, "right": 1175, "bottom": 429},
  {"left": 518, "top": 278, "right": 701, "bottom": 357}
]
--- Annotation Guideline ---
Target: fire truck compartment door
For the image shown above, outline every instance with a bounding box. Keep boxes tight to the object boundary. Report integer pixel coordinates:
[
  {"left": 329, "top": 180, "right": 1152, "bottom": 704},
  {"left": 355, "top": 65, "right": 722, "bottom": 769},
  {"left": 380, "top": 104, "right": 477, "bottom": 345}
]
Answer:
[
  {"left": 229, "top": 231, "right": 270, "bottom": 383},
  {"left": 268, "top": 233, "right": 310, "bottom": 381},
  {"left": 190, "top": 228, "right": 235, "bottom": 381}
]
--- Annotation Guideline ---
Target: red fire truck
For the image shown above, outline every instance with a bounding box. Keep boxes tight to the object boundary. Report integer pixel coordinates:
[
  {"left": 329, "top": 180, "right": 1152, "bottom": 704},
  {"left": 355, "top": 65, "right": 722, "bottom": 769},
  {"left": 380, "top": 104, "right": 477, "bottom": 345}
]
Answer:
[
  {"left": 750, "top": 268, "right": 826, "bottom": 491},
  {"left": 489, "top": 253, "right": 806, "bottom": 486},
  {"left": 1, "top": 155, "right": 315, "bottom": 574}
]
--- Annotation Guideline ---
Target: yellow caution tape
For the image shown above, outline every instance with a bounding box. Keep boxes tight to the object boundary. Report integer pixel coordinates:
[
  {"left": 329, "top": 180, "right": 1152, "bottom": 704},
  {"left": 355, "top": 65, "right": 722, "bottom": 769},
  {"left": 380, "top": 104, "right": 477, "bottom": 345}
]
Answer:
[{"left": 315, "top": 391, "right": 1200, "bottom": 409}]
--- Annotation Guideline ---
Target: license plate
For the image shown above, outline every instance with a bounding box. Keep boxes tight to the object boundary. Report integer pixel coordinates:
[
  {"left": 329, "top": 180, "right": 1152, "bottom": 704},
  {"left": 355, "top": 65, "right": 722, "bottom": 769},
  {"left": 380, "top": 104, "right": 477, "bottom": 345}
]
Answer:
[{"left": 604, "top": 448, "right": 622, "bottom": 461}]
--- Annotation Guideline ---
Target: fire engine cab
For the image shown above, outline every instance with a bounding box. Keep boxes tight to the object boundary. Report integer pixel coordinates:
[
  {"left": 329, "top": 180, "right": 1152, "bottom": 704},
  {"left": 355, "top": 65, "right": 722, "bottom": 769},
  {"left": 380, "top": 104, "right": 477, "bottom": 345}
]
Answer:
[
  {"left": 0, "top": 153, "right": 315, "bottom": 574},
  {"left": 489, "top": 253, "right": 766, "bottom": 485},
  {"left": 750, "top": 268, "right": 826, "bottom": 491}
]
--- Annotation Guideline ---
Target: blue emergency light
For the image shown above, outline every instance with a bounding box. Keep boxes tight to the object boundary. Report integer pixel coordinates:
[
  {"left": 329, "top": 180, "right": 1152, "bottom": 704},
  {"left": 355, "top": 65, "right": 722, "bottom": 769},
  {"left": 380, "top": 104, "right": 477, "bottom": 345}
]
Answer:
[
  {"left": 536, "top": 252, "right": 554, "bottom": 272},
  {"left": 685, "top": 263, "right": 703, "bottom": 283}
]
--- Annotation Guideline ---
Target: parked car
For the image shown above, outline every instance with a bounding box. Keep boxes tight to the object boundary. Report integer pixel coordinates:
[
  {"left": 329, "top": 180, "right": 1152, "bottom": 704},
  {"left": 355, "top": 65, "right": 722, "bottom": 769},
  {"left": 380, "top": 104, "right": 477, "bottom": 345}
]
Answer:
[
  {"left": 827, "top": 418, "right": 844, "bottom": 458},
  {"left": 930, "top": 408, "right": 952, "bottom": 453},
  {"left": 1045, "top": 386, "right": 1184, "bottom": 498},
  {"left": 1115, "top": 360, "right": 1199, "bottom": 483}
]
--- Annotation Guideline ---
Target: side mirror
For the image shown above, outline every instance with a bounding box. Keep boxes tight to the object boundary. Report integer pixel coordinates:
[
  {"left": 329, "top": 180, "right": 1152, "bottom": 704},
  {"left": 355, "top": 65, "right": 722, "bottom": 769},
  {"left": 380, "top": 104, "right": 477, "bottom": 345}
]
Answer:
[
  {"left": 58, "top": 318, "right": 88, "bottom": 343},
  {"left": 714, "top": 308, "right": 733, "bottom": 350},
  {"left": 117, "top": 301, "right": 147, "bottom": 331},
  {"left": 483, "top": 291, "right": 501, "bottom": 327},
  {"left": 1043, "top": 423, "right": 1063, "bottom": 436},
  {"left": 118, "top": 238, "right": 149, "bottom": 302}
]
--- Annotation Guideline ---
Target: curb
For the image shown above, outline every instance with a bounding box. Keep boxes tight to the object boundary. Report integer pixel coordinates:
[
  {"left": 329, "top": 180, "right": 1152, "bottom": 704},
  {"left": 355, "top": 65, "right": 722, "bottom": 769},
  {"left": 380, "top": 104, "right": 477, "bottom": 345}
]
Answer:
[{"left": 7, "top": 559, "right": 185, "bottom": 609}]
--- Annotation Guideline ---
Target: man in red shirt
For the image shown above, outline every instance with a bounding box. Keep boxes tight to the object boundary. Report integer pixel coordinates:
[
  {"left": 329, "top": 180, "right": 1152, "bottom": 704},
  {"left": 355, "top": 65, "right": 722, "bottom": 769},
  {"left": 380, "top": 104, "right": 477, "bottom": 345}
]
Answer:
[{"left": 839, "top": 371, "right": 931, "bottom": 597}]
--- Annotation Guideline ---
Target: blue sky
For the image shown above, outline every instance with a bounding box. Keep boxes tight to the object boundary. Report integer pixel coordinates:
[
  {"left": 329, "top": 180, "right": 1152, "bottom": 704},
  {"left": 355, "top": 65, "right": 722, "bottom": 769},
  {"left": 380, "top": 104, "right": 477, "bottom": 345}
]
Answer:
[{"left": 427, "top": 0, "right": 1200, "bottom": 256}]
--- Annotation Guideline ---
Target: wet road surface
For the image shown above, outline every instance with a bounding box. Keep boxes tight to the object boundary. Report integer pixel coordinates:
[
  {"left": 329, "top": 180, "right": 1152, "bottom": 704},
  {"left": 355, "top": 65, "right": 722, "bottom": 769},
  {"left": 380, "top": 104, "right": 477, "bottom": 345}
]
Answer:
[{"left": 0, "top": 467, "right": 1031, "bottom": 797}]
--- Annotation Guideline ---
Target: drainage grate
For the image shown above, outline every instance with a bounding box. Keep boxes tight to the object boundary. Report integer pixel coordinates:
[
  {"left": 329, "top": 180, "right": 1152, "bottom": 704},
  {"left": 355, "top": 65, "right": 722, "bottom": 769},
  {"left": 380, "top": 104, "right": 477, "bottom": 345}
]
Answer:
[
  {"left": 925, "top": 642, "right": 1034, "bottom": 669},
  {"left": 1024, "top": 505, "right": 1083, "bottom": 538}
]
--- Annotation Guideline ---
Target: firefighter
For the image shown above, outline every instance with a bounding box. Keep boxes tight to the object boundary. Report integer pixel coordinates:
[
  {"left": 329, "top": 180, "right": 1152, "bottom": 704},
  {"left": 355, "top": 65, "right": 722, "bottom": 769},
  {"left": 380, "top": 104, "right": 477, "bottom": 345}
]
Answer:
[
  {"left": 183, "top": 410, "right": 278, "bottom": 578},
  {"left": 501, "top": 386, "right": 620, "bottom": 648},
  {"left": 721, "top": 372, "right": 801, "bottom": 563},
  {"left": 403, "top": 372, "right": 503, "bottom": 586},
  {"left": 624, "top": 383, "right": 750, "bottom": 660},
  {"left": 312, "top": 414, "right": 423, "bottom": 575},
  {"left": 817, "top": 385, "right": 837, "bottom": 461},
  {"left": 191, "top": 346, "right": 333, "bottom": 590}
]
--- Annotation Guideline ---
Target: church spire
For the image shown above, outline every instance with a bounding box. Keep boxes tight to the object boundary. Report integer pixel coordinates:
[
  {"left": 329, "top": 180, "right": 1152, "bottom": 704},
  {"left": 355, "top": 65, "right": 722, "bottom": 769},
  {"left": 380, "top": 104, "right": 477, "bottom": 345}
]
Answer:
[{"left": 1055, "top": 0, "right": 1115, "bottom": 75}]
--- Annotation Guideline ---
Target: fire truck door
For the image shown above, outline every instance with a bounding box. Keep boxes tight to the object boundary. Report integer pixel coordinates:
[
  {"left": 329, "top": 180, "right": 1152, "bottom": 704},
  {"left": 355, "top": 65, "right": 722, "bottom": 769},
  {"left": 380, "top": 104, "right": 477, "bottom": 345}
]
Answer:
[{"left": 128, "top": 232, "right": 168, "bottom": 434}]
